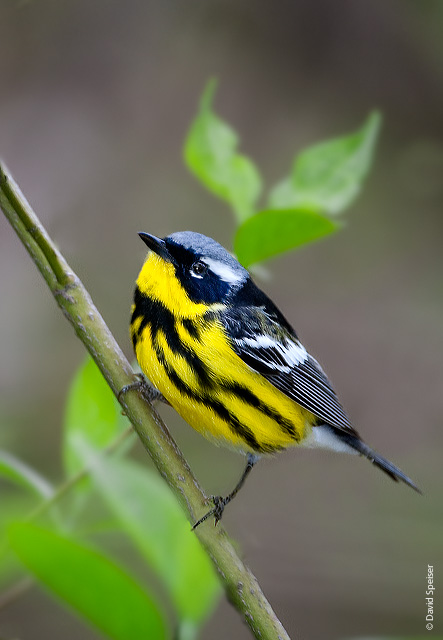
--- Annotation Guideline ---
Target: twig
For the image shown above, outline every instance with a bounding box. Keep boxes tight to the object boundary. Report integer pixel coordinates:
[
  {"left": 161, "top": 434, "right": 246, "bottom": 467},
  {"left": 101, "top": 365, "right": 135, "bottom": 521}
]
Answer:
[{"left": 0, "top": 162, "right": 291, "bottom": 640}]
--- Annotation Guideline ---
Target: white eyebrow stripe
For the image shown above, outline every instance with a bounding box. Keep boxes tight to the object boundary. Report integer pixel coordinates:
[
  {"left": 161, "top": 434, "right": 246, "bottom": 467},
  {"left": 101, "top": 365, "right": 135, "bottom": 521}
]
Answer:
[{"left": 203, "top": 258, "right": 245, "bottom": 285}]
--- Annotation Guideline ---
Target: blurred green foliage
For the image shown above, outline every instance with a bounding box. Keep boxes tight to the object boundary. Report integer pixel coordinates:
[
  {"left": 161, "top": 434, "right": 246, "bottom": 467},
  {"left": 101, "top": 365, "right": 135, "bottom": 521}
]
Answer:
[
  {"left": 0, "top": 82, "right": 381, "bottom": 639},
  {"left": 1, "top": 359, "right": 220, "bottom": 640},
  {"left": 0, "top": 451, "right": 54, "bottom": 500},
  {"left": 185, "top": 81, "right": 380, "bottom": 266},
  {"left": 234, "top": 207, "right": 337, "bottom": 268},
  {"left": 63, "top": 356, "right": 129, "bottom": 476},
  {"left": 184, "top": 79, "right": 262, "bottom": 223},
  {"left": 9, "top": 522, "right": 167, "bottom": 640},
  {"left": 268, "top": 111, "right": 381, "bottom": 215}
]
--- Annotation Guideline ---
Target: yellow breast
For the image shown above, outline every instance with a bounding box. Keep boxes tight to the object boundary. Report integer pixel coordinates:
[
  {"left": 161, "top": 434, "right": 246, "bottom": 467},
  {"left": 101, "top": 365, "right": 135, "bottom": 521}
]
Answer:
[{"left": 131, "top": 269, "right": 315, "bottom": 453}]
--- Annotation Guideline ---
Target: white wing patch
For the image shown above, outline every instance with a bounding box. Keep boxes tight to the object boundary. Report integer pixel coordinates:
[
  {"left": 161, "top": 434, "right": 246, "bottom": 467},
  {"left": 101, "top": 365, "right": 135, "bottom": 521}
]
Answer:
[
  {"left": 204, "top": 258, "right": 246, "bottom": 285},
  {"left": 235, "top": 334, "right": 308, "bottom": 372},
  {"left": 223, "top": 306, "right": 354, "bottom": 432}
]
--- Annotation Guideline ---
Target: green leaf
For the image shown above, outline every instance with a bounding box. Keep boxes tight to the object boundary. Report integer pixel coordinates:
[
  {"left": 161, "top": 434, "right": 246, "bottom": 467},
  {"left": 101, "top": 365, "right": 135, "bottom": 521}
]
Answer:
[
  {"left": 0, "top": 493, "right": 37, "bottom": 587},
  {"left": 234, "top": 208, "right": 338, "bottom": 267},
  {"left": 63, "top": 357, "right": 129, "bottom": 475},
  {"left": 269, "top": 111, "right": 381, "bottom": 215},
  {"left": 184, "top": 79, "right": 262, "bottom": 222},
  {"left": 90, "top": 456, "right": 220, "bottom": 625},
  {"left": 0, "top": 450, "right": 53, "bottom": 499},
  {"left": 9, "top": 522, "right": 167, "bottom": 640}
]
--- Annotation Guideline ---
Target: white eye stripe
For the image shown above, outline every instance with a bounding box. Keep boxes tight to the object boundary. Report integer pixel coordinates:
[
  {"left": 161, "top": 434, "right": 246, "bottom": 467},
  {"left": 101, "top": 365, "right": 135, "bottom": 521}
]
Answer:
[{"left": 203, "top": 258, "right": 245, "bottom": 285}]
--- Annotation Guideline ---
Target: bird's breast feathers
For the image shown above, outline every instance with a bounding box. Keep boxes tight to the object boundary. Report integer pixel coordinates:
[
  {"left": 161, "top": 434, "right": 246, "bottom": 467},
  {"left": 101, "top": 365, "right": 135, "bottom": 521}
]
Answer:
[{"left": 133, "top": 301, "right": 316, "bottom": 453}]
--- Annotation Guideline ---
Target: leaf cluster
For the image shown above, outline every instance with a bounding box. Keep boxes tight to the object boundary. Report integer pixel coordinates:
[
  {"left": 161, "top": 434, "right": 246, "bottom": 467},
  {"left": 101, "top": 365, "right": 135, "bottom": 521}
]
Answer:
[{"left": 185, "top": 79, "right": 380, "bottom": 267}]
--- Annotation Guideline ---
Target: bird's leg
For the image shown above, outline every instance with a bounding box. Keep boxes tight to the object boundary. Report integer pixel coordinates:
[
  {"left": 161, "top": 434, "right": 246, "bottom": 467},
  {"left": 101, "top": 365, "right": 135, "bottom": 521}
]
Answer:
[
  {"left": 117, "top": 374, "right": 170, "bottom": 406},
  {"left": 192, "top": 453, "right": 259, "bottom": 530}
]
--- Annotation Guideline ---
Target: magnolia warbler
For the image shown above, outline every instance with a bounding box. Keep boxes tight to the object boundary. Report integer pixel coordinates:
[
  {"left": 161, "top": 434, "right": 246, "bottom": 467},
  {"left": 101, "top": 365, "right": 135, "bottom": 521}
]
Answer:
[{"left": 130, "top": 231, "right": 420, "bottom": 528}]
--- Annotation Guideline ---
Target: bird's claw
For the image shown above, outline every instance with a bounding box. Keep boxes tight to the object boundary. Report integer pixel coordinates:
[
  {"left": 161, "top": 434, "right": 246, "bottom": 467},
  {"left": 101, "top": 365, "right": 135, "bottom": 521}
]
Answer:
[
  {"left": 211, "top": 495, "right": 228, "bottom": 525},
  {"left": 117, "top": 374, "right": 169, "bottom": 405},
  {"left": 192, "top": 495, "right": 228, "bottom": 531}
]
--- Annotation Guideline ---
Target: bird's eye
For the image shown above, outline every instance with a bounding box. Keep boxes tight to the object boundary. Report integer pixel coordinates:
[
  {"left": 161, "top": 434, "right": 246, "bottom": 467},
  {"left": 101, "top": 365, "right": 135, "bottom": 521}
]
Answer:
[{"left": 191, "top": 261, "right": 208, "bottom": 276}]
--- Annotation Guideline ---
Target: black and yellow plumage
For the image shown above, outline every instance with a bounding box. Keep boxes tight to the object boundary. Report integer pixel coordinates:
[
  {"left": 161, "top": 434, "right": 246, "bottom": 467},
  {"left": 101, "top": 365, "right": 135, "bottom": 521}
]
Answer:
[{"left": 130, "top": 231, "right": 419, "bottom": 526}]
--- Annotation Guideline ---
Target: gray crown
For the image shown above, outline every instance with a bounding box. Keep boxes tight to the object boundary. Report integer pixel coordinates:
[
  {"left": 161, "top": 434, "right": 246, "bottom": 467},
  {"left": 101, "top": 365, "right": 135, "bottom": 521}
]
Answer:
[{"left": 166, "top": 231, "right": 248, "bottom": 276}]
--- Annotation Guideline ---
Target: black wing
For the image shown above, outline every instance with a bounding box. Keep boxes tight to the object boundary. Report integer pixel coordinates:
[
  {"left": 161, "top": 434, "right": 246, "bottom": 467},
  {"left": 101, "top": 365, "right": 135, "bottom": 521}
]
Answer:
[{"left": 220, "top": 304, "right": 356, "bottom": 434}]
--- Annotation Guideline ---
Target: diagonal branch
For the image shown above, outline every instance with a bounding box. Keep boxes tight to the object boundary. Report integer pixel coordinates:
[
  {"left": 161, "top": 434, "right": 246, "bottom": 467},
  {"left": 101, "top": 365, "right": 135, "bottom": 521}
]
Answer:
[{"left": 0, "top": 162, "right": 291, "bottom": 640}]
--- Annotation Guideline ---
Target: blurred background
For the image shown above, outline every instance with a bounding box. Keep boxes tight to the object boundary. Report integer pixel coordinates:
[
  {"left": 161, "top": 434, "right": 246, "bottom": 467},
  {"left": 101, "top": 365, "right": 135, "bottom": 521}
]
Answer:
[{"left": 1, "top": 1, "right": 442, "bottom": 638}]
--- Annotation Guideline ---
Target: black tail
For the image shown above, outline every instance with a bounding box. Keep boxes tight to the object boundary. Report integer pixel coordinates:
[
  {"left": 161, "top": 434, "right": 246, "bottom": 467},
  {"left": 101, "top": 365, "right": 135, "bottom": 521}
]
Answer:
[{"left": 332, "top": 428, "right": 421, "bottom": 494}]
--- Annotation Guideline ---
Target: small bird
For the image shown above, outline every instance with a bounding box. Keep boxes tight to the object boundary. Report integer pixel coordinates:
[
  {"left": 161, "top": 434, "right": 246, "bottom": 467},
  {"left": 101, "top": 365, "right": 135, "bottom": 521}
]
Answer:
[{"left": 130, "top": 231, "right": 419, "bottom": 528}]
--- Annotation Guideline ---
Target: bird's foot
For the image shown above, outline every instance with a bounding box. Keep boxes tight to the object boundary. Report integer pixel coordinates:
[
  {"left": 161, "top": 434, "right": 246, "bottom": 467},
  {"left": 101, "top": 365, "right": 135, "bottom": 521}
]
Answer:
[
  {"left": 192, "top": 495, "right": 229, "bottom": 531},
  {"left": 117, "top": 374, "right": 169, "bottom": 405}
]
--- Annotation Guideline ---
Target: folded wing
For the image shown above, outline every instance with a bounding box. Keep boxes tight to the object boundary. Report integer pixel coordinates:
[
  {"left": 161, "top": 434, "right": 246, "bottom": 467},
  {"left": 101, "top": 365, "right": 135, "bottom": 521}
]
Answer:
[{"left": 221, "top": 306, "right": 356, "bottom": 434}]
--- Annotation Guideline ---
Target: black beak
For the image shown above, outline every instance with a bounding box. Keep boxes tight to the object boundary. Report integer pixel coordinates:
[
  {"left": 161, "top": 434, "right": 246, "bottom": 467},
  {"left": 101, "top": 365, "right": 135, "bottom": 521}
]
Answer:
[{"left": 138, "top": 232, "right": 174, "bottom": 263}]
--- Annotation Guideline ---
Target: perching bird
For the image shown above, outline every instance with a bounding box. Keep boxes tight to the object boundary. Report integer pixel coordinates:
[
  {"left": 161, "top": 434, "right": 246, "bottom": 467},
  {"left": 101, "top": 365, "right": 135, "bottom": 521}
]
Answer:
[{"left": 129, "top": 231, "right": 419, "bottom": 528}]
